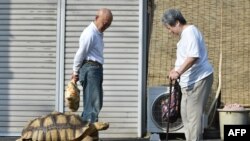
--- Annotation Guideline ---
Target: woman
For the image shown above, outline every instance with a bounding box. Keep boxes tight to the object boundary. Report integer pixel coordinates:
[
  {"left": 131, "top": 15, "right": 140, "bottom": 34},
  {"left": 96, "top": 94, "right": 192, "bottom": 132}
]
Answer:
[{"left": 162, "top": 8, "right": 213, "bottom": 141}]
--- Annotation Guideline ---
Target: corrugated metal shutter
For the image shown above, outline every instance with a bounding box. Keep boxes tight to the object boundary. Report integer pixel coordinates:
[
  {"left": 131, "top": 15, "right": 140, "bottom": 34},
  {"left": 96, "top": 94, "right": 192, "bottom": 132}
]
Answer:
[
  {"left": 0, "top": 0, "right": 57, "bottom": 135},
  {"left": 64, "top": 0, "right": 139, "bottom": 138}
]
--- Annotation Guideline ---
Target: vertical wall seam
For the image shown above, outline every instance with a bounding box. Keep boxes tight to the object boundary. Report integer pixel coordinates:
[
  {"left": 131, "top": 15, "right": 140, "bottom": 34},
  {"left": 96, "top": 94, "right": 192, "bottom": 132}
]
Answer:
[
  {"left": 56, "top": 0, "right": 66, "bottom": 112},
  {"left": 138, "top": 0, "right": 148, "bottom": 138}
]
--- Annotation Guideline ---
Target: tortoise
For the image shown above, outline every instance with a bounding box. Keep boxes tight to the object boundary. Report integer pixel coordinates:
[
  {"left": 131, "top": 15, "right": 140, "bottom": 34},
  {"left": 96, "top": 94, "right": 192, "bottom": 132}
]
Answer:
[{"left": 17, "top": 111, "right": 109, "bottom": 141}]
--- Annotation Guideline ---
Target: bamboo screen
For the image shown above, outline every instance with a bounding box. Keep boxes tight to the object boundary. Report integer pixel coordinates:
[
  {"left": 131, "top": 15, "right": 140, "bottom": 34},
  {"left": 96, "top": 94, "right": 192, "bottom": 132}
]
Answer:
[{"left": 147, "top": 0, "right": 250, "bottom": 106}]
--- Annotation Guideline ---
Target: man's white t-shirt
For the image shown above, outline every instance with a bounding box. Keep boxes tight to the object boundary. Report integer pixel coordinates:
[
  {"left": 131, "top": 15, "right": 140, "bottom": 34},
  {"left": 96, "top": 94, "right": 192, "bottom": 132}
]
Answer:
[
  {"left": 175, "top": 25, "right": 213, "bottom": 87},
  {"left": 73, "top": 22, "right": 104, "bottom": 75}
]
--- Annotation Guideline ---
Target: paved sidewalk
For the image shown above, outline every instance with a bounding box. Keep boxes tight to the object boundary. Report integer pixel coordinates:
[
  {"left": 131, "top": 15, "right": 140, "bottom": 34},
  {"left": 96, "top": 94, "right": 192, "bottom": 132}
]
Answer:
[
  {"left": 0, "top": 137, "right": 222, "bottom": 141},
  {"left": 0, "top": 137, "right": 221, "bottom": 141},
  {"left": 102, "top": 139, "right": 222, "bottom": 141},
  {"left": 1, "top": 131, "right": 222, "bottom": 141}
]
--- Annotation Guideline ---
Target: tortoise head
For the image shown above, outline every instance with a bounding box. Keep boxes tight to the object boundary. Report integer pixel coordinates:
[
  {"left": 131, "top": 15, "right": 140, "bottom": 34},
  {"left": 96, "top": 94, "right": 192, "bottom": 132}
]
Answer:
[
  {"left": 76, "top": 122, "right": 109, "bottom": 141},
  {"left": 93, "top": 122, "right": 109, "bottom": 131}
]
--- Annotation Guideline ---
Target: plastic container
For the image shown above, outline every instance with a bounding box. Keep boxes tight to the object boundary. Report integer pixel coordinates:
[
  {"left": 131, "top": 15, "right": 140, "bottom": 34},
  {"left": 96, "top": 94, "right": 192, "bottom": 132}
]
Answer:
[{"left": 217, "top": 109, "right": 250, "bottom": 140}]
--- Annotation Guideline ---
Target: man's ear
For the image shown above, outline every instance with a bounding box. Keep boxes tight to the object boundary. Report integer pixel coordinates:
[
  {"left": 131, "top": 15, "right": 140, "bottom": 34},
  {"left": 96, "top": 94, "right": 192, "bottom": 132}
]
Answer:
[{"left": 95, "top": 15, "right": 99, "bottom": 21}]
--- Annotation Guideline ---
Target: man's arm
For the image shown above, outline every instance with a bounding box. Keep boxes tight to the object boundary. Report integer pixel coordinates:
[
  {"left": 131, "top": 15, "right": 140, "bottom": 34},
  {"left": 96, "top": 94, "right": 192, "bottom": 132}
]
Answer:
[{"left": 72, "top": 32, "right": 92, "bottom": 82}]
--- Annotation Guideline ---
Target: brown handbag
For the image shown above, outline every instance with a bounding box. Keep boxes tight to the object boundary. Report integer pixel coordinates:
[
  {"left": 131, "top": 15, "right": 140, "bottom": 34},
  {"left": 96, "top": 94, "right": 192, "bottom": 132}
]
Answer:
[
  {"left": 161, "top": 79, "right": 182, "bottom": 123},
  {"left": 65, "top": 80, "right": 80, "bottom": 112}
]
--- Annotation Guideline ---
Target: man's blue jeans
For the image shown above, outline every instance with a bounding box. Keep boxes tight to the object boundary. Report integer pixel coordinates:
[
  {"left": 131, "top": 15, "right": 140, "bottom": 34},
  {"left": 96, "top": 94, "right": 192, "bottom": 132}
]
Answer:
[{"left": 79, "top": 62, "right": 103, "bottom": 123}]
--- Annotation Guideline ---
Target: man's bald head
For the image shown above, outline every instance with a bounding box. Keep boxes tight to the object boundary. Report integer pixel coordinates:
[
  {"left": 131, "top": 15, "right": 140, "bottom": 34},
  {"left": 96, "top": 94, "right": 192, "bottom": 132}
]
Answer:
[
  {"left": 97, "top": 8, "right": 113, "bottom": 19},
  {"left": 94, "top": 8, "right": 113, "bottom": 32}
]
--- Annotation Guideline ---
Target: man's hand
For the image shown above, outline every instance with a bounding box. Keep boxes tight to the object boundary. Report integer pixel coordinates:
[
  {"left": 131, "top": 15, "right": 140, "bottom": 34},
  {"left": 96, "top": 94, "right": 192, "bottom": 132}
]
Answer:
[{"left": 71, "top": 73, "right": 79, "bottom": 83}]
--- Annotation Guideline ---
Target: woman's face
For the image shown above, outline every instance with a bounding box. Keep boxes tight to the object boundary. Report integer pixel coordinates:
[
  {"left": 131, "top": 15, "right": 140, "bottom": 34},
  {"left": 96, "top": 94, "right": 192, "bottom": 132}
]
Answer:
[{"left": 164, "top": 21, "right": 181, "bottom": 36}]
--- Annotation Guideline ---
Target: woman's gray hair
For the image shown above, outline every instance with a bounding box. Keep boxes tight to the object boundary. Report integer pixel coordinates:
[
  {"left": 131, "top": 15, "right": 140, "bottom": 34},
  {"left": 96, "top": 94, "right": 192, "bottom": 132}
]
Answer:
[{"left": 162, "top": 8, "right": 186, "bottom": 26}]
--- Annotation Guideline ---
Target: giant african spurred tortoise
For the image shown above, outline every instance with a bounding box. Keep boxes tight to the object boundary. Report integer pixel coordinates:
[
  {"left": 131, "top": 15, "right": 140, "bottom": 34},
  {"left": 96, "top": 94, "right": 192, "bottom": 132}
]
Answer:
[{"left": 17, "top": 111, "right": 109, "bottom": 141}]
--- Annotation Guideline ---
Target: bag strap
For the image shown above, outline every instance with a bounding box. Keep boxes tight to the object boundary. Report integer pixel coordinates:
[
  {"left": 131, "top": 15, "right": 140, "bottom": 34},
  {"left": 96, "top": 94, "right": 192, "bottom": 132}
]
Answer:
[
  {"left": 166, "top": 79, "right": 173, "bottom": 141},
  {"left": 166, "top": 79, "right": 181, "bottom": 140}
]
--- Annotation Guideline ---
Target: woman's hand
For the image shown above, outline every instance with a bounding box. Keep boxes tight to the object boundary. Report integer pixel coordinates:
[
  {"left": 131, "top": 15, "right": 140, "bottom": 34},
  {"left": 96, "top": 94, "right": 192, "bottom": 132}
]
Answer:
[
  {"left": 169, "top": 57, "right": 198, "bottom": 80},
  {"left": 169, "top": 69, "right": 180, "bottom": 80}
]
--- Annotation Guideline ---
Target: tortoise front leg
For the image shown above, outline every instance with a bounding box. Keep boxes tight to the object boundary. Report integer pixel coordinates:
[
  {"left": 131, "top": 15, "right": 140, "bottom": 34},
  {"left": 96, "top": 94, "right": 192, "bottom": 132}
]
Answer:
[{"left": 76, "top": 122, "right": 109, "bottom": 141}]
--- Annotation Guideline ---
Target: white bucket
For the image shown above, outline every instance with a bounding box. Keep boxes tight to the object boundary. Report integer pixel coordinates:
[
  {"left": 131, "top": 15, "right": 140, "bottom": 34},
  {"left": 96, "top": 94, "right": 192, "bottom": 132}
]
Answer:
[{"left": 217, "top": 109, "right": 249, "bottom": 140}]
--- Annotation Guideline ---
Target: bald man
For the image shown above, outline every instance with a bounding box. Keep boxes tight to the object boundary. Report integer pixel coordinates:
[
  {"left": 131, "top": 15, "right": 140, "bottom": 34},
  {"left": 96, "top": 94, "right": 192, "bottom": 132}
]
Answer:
[{"left": 72, "top": 8, "right": 113, "bottom": 123}]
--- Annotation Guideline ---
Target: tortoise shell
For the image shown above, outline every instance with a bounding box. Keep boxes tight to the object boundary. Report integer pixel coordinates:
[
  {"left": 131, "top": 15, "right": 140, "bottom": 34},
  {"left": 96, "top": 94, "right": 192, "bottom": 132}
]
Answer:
[{"left": 17, "top": 111, "right": 109, "bottom": 141}]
